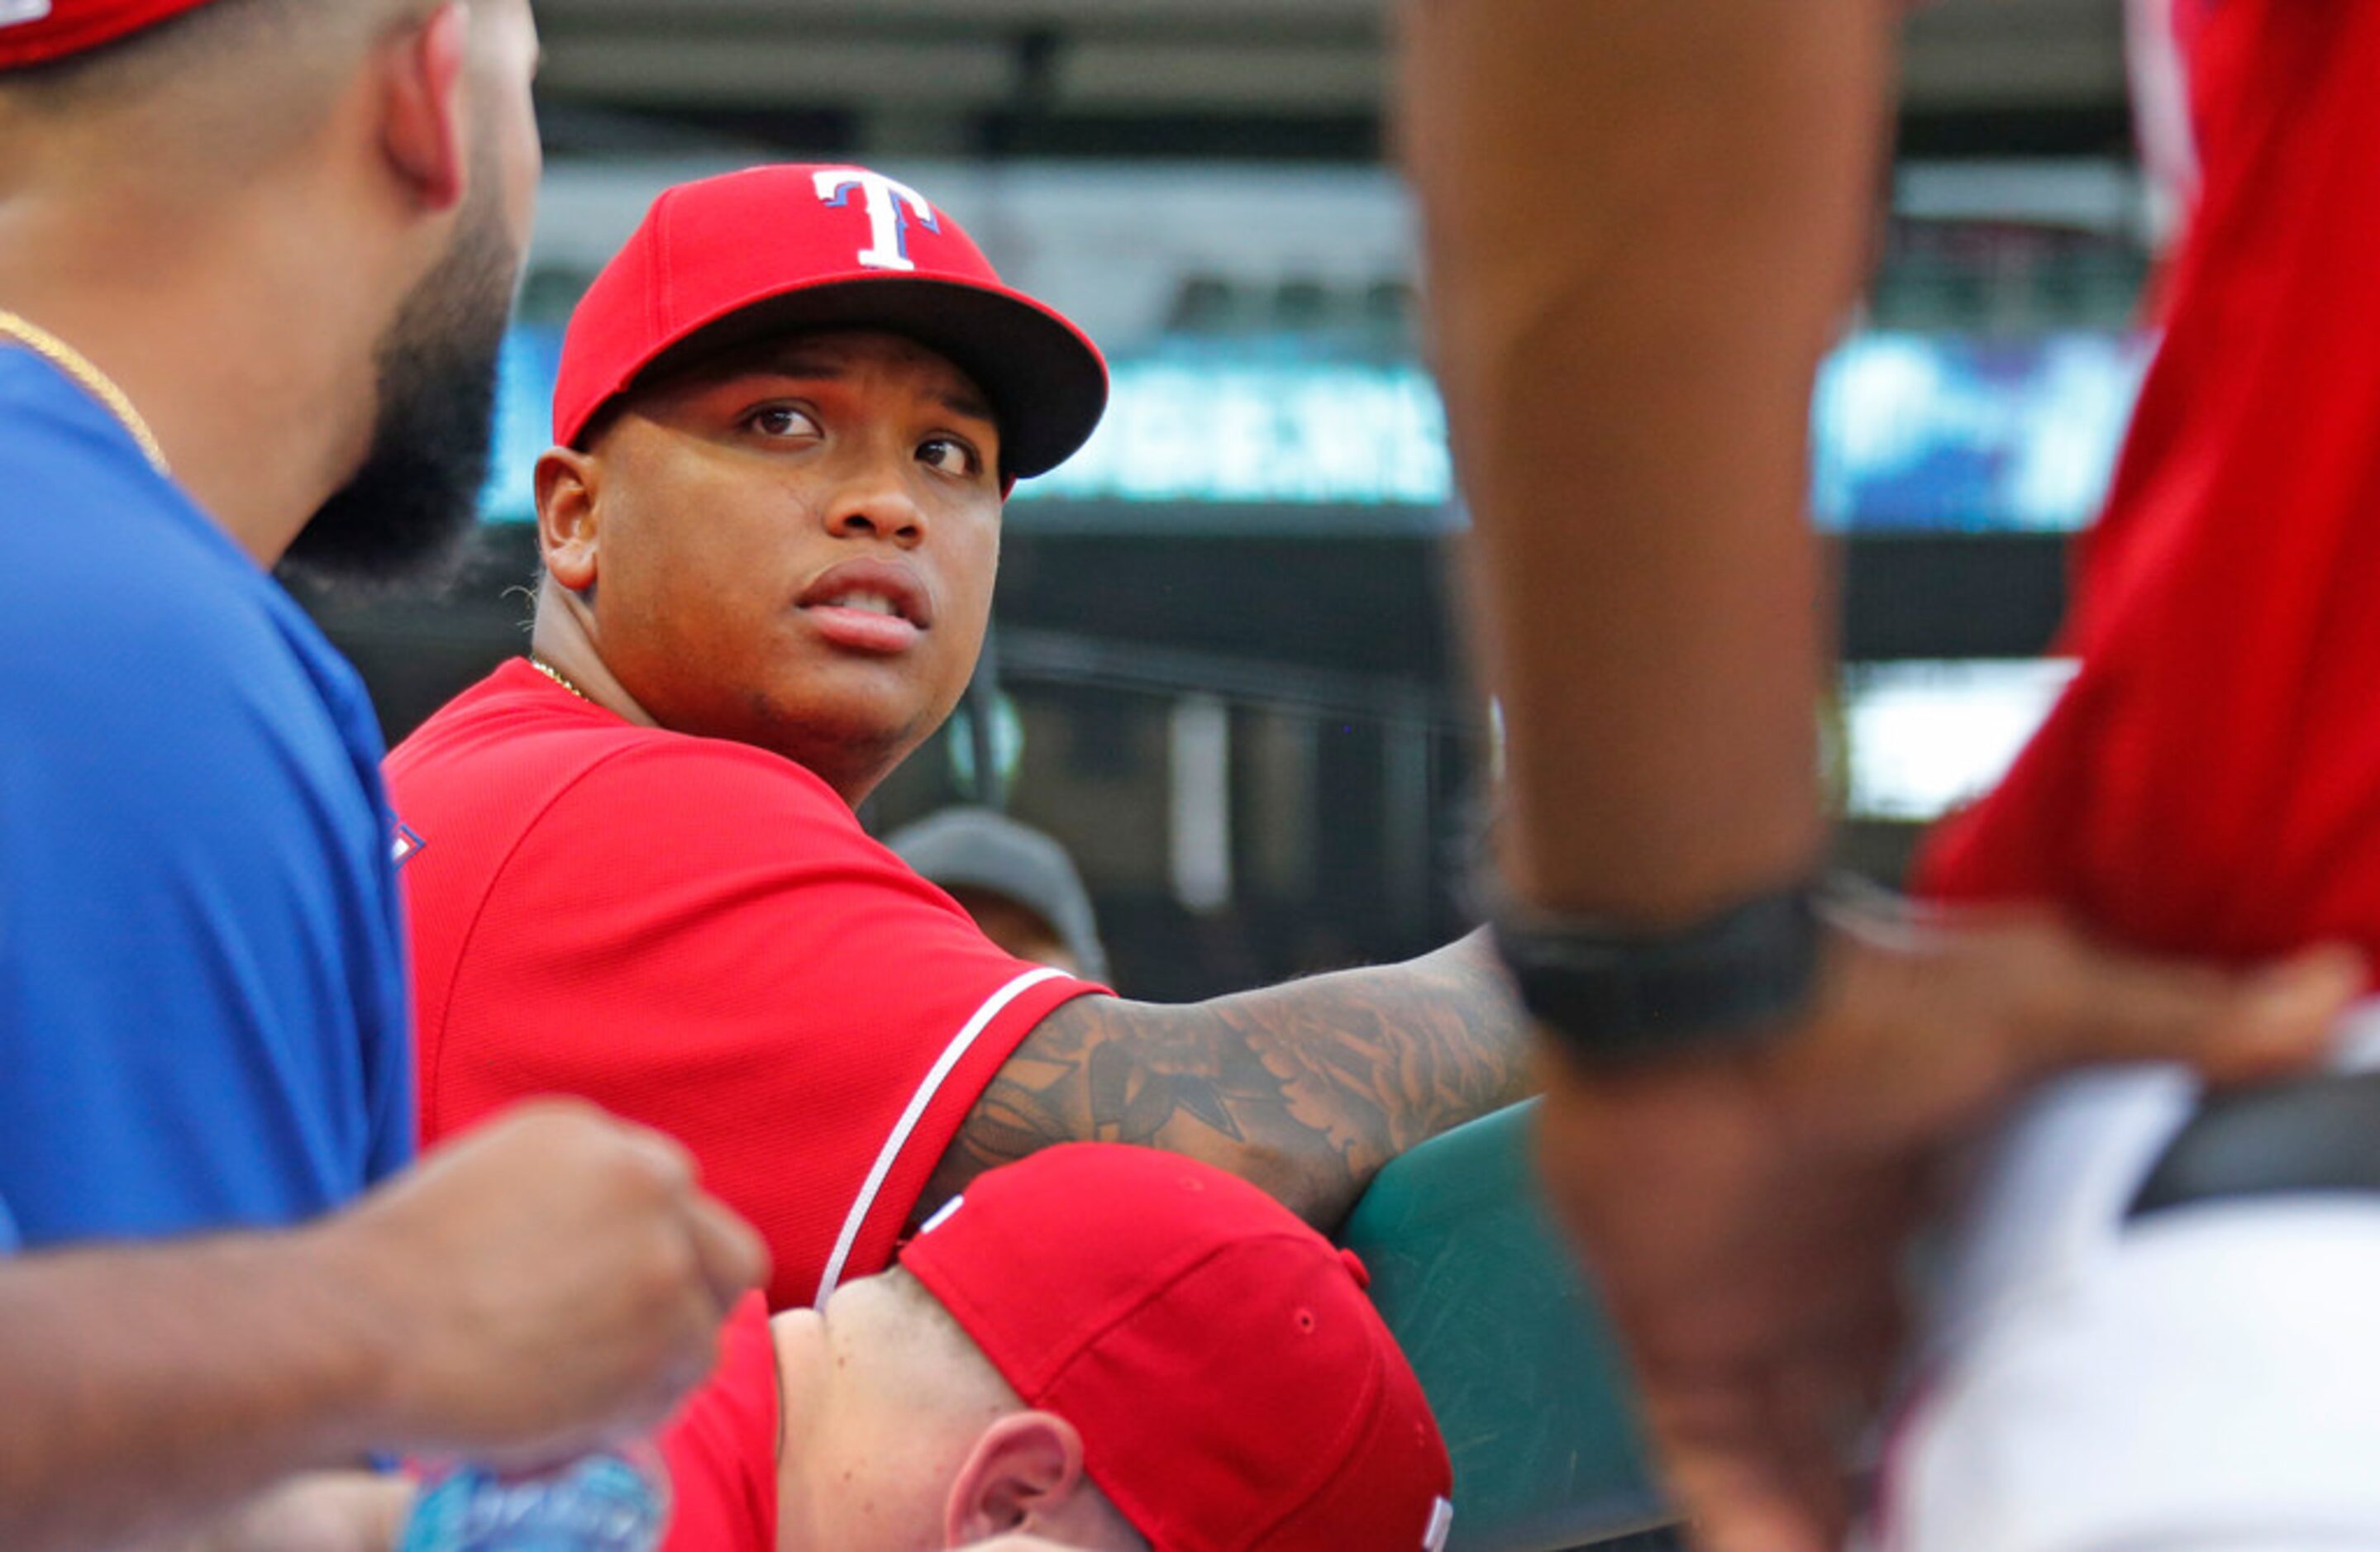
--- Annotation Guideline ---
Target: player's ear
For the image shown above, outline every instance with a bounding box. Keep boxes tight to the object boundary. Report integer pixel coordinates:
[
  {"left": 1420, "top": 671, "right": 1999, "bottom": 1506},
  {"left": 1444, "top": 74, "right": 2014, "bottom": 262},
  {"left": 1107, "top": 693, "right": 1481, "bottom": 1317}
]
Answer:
[
  {"left": 371, "top": 0, "right": 471, "bottom": 212},
  {"left": 537, "top": 445, "right": 602, "bottom": 593},
  {"left": 942, "top": 1411, "right": 1089, "bottom": 1545}
]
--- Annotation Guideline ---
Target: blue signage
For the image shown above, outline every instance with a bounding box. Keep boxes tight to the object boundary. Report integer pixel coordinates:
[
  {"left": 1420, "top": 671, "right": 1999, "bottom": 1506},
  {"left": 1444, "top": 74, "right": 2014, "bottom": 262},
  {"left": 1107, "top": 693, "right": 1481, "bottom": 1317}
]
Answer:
[{"left": 480, "top": 327, "right": 2154, "bottom": 534}]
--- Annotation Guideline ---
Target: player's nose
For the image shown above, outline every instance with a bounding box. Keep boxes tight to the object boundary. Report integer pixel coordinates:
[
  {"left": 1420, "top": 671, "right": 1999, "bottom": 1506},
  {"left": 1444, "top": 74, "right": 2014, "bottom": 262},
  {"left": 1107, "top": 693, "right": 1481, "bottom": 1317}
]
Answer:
[{"left": 821, "top": 460, "right": 928, "bottom": 547}]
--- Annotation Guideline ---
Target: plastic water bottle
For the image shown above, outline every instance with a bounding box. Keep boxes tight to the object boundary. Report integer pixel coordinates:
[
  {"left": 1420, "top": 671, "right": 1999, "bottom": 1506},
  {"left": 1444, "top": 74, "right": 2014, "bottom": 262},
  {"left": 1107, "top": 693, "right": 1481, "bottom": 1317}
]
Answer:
[{"left": 398, "top": 1446, "right": 670, "bottom": 1552}]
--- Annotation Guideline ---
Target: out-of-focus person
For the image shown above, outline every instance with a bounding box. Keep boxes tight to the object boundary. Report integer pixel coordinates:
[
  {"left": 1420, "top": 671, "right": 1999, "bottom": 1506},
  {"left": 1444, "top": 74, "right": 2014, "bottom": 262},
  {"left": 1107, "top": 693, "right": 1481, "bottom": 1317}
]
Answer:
[
  {"left": 885, "top": 807, "right": 1109, "bottom": 982},
  {"left": 385, "top": 164, "right": 1537, "bottom": 1314},
  {"left": 657, "top": 1145, "right": 1451, "bottom": 1552},
  {"left": 1882, "top": 2, "right": 2380, "bottom": 1545},
  {"left": 0, "top": 2, "right": 762, "bottom": 1545},
  {"left": 1397, "top": 1, "right": 2363, "bottom": 1547}
]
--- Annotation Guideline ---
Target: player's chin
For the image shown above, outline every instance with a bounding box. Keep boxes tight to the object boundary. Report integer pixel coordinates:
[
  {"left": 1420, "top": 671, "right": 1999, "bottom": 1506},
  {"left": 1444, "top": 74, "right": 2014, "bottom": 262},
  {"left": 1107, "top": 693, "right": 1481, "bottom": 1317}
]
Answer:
[
  {"left": 761, "top": 680, "right": 941, "bottom": 778},
  {"left": 796, "top": 653, "right": 947, "bottom": 721}
]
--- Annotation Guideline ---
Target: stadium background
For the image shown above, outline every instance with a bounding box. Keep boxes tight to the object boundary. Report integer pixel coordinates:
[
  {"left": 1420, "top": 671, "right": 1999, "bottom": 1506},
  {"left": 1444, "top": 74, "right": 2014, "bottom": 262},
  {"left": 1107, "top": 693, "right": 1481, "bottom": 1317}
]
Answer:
[{"left": 293, "top": 0, "right": 2151, "bottom": 1011}]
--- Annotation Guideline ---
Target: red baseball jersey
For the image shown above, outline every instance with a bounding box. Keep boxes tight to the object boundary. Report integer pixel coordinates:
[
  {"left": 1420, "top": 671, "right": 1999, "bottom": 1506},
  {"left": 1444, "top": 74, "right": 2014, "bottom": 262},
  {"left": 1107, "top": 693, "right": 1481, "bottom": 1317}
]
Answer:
[
  {"left": 659, "top": 1293, "right": 779, "bottom": 1552},
  {"left": 1887, "top": 12, "right": 2380, "bottom": 1543},
  {"left": 1917, "top": 0, "right": 2380, "bottom": 962},
  {"left": 386, "top": 660, "right": 1104, "bottom": 1309}
]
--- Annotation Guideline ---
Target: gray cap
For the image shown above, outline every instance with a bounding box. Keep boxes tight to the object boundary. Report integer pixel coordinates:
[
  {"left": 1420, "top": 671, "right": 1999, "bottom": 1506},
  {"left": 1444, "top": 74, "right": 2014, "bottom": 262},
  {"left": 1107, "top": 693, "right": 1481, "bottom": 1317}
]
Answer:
[{"left": 885, "top": 807, "right": 1109, "bottom": 984}]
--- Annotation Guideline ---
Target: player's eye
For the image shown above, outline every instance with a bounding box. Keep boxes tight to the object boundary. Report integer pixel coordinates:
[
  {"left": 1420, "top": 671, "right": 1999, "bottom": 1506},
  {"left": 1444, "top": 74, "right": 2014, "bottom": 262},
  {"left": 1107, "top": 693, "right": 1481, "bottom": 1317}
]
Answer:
[
  {"left": 918, "top": 436, "right": 982, "bottom": 478},
  {"left": 747, "top": 406, "right": 821, "bottom": 440}
]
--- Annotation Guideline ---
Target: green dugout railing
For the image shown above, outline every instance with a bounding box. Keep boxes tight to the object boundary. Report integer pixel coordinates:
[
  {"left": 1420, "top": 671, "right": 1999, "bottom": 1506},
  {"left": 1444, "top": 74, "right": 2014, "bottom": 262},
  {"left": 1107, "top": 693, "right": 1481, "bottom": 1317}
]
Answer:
[{"left": 1340, "top": 1102, "right": 1678, "bottom": 1552}]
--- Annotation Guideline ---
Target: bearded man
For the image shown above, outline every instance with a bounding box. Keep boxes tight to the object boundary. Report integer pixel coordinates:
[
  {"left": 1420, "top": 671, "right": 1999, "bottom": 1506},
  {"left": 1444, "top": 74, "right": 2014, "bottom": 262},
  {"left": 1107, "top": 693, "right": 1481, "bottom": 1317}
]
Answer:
[
  {"left": 0, "top": 0, "right": 541, "bottom": 1244},
  {"left": 0, "top": 5, "right": 761, "bottom": 1545}
]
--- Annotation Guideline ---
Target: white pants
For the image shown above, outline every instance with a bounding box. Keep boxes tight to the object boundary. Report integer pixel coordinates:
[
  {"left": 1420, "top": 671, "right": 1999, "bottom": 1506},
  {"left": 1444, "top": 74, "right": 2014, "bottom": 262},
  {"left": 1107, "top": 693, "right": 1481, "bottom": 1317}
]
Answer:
[{"left": 1881, "top": 1012, "right": 2380, "bottom": 1552}]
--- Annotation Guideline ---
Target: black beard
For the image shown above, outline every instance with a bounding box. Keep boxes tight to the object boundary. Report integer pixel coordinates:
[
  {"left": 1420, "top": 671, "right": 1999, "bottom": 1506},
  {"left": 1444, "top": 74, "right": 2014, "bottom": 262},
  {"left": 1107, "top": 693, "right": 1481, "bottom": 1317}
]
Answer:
[{"left": 279, "top": 189, "right": 517, "bottom": 593}]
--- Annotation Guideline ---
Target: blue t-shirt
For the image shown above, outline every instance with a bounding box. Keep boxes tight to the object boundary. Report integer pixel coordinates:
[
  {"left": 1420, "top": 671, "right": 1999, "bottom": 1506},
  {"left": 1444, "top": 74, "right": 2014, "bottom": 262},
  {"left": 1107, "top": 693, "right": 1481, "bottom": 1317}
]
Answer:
[{"left": 0, "top": 347, "right": 414, "bottom": 1246}]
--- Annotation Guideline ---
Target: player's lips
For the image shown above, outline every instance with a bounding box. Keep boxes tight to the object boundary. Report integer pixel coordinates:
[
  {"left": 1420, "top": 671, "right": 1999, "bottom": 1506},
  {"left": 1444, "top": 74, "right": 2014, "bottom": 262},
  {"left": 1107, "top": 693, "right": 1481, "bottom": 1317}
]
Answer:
[{"left": 795, "top": 558, "right": 932, "bottom": 654}]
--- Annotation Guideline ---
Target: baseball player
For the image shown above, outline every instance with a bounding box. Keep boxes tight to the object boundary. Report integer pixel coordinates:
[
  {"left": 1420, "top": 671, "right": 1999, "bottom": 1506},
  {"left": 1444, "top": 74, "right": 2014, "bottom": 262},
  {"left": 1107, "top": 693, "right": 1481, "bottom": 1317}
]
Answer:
[
  {"left": 1881, "top": 0, "right": 2380, "bottom": 1544},
  {"left": 384, "top": 163, "right": 1536, "bottom": 1312},
  {"left": 1395, "top": 1, "right": 2362, "bottom": 1546},
  {"left": 0, "top": 2, "right": 760, "bottom": 1544},
  {"left": 658, "top": 1145, "right": 1453, "bottom": 1552}
]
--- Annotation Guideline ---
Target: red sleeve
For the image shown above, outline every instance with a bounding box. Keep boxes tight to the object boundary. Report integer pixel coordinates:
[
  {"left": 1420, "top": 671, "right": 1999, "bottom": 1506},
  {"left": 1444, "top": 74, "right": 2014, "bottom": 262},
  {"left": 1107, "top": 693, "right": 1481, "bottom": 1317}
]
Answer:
[
  {"left": 1918, "top": 1, "right": 2380, "bottom": 968},
  {"left": 660, "top": 1293, "right": 779, "bottom": 1552},
  {"left": 422, "top": 740, "right": 1104, "bottom": 1310}
]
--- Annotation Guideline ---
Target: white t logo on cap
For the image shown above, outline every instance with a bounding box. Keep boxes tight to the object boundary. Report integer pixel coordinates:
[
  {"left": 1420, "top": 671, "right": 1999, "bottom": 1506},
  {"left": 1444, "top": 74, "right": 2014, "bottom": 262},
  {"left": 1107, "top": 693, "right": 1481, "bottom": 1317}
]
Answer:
[
  {"left": 1422, "top": 1496, "right": 1454, "bottom": 1552},
  {"left": 0, "top": 1, "right": 55, "bottom": 26},
  {"left": 812, "top": 168, "right": 941, "bottom": 273}
]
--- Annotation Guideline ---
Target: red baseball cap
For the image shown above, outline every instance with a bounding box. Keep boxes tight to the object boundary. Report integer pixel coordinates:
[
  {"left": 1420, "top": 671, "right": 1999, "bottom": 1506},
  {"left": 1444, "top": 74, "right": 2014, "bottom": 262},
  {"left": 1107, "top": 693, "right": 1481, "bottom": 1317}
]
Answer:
[
  {"left": 552, "top": 163, "right": 1109, "bottom": 479},
  {"left": 899, "top": 1144, "right": 1456, "bottom": 1552},
  {"left": 0, "top": 0, "right": 221, "bottom": 69}
]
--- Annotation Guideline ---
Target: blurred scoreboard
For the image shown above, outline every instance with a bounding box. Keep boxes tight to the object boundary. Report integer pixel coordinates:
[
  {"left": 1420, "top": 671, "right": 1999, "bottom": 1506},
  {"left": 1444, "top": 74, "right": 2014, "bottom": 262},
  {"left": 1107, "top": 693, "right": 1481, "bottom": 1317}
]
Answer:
[{"left": 479, "top": 326, "right": 2152, "bottom": 535}]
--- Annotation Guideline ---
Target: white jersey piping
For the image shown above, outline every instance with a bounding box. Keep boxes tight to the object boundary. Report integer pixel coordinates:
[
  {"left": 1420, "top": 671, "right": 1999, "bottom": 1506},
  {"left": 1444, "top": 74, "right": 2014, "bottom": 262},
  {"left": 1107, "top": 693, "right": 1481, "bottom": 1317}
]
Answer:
[{"left": 813, "top": 964, "right": 1071, "bottom": 1303}]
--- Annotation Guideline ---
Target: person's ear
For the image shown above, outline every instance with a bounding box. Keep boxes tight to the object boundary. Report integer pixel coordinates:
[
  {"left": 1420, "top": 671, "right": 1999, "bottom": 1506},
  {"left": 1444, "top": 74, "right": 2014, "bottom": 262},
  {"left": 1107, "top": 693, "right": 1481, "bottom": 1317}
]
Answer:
[
  {"left": 536, "top": 445, "right": 602, "bottom": 593},
  {"left": 942, "top": 1412, "right": 1090, "bottom": 1546},
  {"left": 373, "top": 0, "right": 471, "bottom": 212}
]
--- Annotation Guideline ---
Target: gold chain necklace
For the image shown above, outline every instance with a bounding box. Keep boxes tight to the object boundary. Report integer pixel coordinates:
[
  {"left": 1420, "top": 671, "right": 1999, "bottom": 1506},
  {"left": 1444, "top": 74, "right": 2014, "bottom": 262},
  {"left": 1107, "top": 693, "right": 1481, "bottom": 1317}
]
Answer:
[
  {"left": 528, "top": 655, "right": 594, "bottom": 704},
  {"left": 0, "top": 310, "right": 169, "bottom": 476}
]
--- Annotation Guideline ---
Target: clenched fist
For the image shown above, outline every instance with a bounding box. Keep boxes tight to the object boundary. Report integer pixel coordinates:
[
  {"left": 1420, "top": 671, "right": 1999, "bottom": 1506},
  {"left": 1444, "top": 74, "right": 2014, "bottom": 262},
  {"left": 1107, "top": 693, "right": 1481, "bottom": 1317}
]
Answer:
[{"left": 314, "top": 1102, "right": 769, "bottom": 1463}]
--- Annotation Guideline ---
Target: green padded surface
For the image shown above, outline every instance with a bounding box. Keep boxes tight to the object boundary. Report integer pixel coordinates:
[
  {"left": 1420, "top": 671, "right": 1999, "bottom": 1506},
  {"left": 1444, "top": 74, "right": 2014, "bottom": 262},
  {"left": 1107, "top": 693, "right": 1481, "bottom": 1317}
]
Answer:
[{"left": 1341, "top": 1102, "right": 1671, "bottom": 1552}]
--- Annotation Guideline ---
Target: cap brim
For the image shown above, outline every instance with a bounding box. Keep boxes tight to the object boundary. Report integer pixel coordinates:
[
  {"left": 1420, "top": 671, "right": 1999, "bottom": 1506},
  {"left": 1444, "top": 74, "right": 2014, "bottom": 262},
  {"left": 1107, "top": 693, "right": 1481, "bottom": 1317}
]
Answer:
[{"left": 619, "top": 274, "right": 1108, "bottom": 480}]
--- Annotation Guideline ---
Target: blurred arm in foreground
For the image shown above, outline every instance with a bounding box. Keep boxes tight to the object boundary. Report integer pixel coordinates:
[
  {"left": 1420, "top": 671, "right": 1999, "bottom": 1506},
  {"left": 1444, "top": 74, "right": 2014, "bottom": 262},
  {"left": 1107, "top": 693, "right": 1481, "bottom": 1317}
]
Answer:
[
  {"left": 0, "top": 1105, "right": 767, "bottom": 1552},
  {"left": 1399, "top": 2, "right": 2363, "bottom": 1546}
]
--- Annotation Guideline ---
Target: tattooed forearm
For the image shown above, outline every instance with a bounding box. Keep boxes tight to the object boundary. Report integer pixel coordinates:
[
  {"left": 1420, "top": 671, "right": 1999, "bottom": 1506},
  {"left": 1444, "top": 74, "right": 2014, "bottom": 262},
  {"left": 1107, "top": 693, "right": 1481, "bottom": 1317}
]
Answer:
[{"left": 923, "top": 931, "right": 1538, "bottom": 1228}]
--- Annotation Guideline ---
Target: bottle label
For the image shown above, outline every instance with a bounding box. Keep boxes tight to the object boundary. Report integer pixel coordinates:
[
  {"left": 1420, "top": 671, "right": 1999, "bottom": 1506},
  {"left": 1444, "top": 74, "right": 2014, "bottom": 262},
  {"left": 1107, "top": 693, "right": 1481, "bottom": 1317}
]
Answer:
[{"left": 399, "top": 1454, "right": 669, "bottom": 1552}]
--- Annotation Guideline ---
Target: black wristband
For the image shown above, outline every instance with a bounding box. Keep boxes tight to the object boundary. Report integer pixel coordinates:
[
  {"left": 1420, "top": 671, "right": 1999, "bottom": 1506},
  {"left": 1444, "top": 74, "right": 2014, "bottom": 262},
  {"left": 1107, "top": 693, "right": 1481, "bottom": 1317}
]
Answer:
[{"left": 1490, "top": 879, "right": 1823, "bottom": 1064}]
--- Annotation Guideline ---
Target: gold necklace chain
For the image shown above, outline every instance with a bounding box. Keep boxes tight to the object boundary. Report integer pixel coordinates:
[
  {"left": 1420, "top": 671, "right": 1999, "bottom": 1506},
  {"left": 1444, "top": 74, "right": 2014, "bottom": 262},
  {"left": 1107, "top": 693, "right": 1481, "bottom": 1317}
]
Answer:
[
  {"left": 0, "top": 310, "right": 170, "bottom": 476},
  {"left": 528, "top": 655, "right": 594, "bottom": 704}
]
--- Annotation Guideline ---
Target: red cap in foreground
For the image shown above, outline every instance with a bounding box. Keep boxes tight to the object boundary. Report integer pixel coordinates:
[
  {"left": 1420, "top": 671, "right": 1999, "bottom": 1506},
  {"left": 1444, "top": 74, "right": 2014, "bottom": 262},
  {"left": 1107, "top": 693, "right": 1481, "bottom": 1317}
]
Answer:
[
  {"left": 900, "top": 1143, "right": 1455, "bottom": 1552},
  {"left": 0, "top": 0, "right": 221, "bottom": 69},
  {"left": 551, "top": 163, "right": 1108, "bottom": 479}
]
